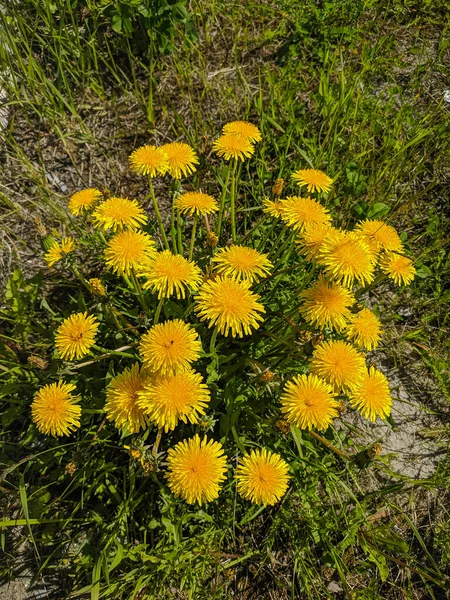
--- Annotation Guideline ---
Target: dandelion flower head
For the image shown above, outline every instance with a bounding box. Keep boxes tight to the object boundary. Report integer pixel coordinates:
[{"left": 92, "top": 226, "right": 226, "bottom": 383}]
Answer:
[
  {"left": 213, "top": 134, "right": 254, "bottom": 162},
  {"left": 355, "top": 220, "right": 403, "bottom": 255},
  {"left": 222, "top": 121, "right": 262, "bottom": 143},
  {"left": 212, "top": 245, "right": 273, "bottom": 283},
  {"left": 129, "top": 145, "right": 169, "bottom": 177},
  {"left": 235, "top": 448, "right": 290, "bottom": 506},
  {"left": 55, "top": 312, "right": 99, "bottom": 361},
  {"left": 345, "top": 307, "right": 382, "bottom": 350},
  {"left": 104, "top": 363, "right": 151, "bottom": 434},
  {"left": 296, "top": 222, "right": 335, "bottom": 261},
  {"left": 263, "top": 198, "right": 285, "bottom": 218},
  {"left": 317, "top": 230, "right": 376, "bottom": 288},
  {"left": 138, "top": 368, "right": 210, "bottom": 432},
  {"left": 92, "top": 197, "right": 147, "bottom": 231},
  {"left": 161, "top": 142, "right": 199, "bottom": 179},
  {"left": 68, "top": 188, "right": 102, "bottom": 215},
  {"left": 310, "top": 339, "right": 366, "bottom": 392},
  {"left": 31, "top": 381, "right": 81, "bottom": 437},
  {"left": 299, "top": 276, "right": 355, "bottom": 331},
  {"left": 88, "top": 278, "right": 106, "bottom": 297},
  {"left": 44, "top": 237, "right": 75, "bottom": 267},
  {"left": 292, "top": 169, "right": 333, "bottom": 194},
  {"left": 138, "top": 250, "right": 203, "bottom": 299},
  {"left": 166, "top": 435, "right": 227, "bottom": 505},
  {"left": 139, "top": 319, "right": 202, "bottom": 375},
  {"left": 174, "top": 191, "right": 219, "bottom": 217},
  {"left": 195, "top": 276, "right": 265, "bottom": 338},
  {"left": 380, "top": 253, "right": 416, "bottom": 286},
  {"left": 104, "top": 230, "right": 157, "bottom": 276},
  {"left": 281, "top": 196, "right": 331, "bottom": 232},
  {"left": 280, "top": 373, "right": 339, "bottom": 431},
  {"left": 349, "top": 366, "right": 392, "bottom": 421}
]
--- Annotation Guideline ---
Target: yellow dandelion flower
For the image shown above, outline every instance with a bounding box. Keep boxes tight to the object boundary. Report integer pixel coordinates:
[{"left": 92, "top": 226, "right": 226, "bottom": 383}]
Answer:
[
  {"left": 345, "top": 308, "right": 382, "bottom": 350},
  {"left": 55, "top": 312, "right": 99, "bottom": 361},
  {"left": 129, "top": 145, "right": 169, "bottom": 177},
  {"left": 174, "top": 191, "right": 219, "bottom": 217},
  {"left": 138, "top": 250, "right": 203, "bottom": 299},
  {"left": 68, "top": 188, "right": 102, "bottom": 215},
  {"left": 166, "top": 435, "right": 227, "bottom": 505},
  {"left": 292, "top": 169, "right": 333, "bottom": 194},
  {"left": 355, "top": 219, "right": 403, "bottom": 255},
  {"left": 88, "top": 278, "right": 106, "bottom": 297},
  {"left": 310, "top": 340, "right": 366, "bottom": 392},
  {"left": 161, "top": 142, "right": 199, "bottom": 179},
  {"left": 280, "top": 373, "right": 339, "bottom": 431},
  {"left": 296, "top": 222, "right": 335, "bottom": 261},
  {"left": 104, "top": 230, "right": 157, "bottom": 276},
  {"left": 31, "top": 381, "right": 81, "bottom": 437},
  {"left": 139, "top": 319, "right": 201, "bottom": 375},
  {"left": 92, "top": 197, "right": 147, "bottom": 231},
  {"left": 235, "top": 448, "right": 290, "bottom": 506},
  {"left": 212, "top": 245, "right": 273, "bottom": 283},
  {"left": 272, "top": 178, "right": 285, "bottom": 197},
  {"left": 263, "top": 198, "right": 285, "bottom": 218},
  {"left": 206, "top": 231, "right": 219, "bottom": 248},
  {"left": 195, "top": 276, "right": 265, "bottom": 338},
  {"left": 349, "top": 366, "right": 392, "bottom": 421},
  {"left": 380, "top": 253, "right": 416, "bottom": 286},
  {"left": 138, "top": 368, "right": 210, "bottom": 432},
  {"left": 104, "top": 363, "right": 151, "bottom": 434},
  {"left": 44, "top": 237, "right": 75, "bottom": 267},
  {"left": 299, "top": 276, "right": 355, "bottom": 331},
  {"left": 317, "top": 230, "right": 376, "bottom": 287},
  {"left": 281, "top": 196, "right": 331, "bottom": 232},
  {"left": 222, "top": 121, "right": 262, "bottom": 143},
  {"left": 213, "top": 134, "right": 255, "bottom": 162}
]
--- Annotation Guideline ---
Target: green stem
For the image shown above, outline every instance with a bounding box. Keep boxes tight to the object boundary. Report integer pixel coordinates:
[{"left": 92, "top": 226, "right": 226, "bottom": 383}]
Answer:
[
  {"left": 154, "top": 297, "right": 164, "bottom": 325},
  {"left": 149, "top": 178, "right": 170, "bottom": 250},
  {"left": 177, "top": 209, "right": 183, "bottom": 255},
  {"left": 209, "top": 328, "right": 218, "bottom": 355},
  {"left": 188, "top": 214, "right": 198, "bottom": 260},
  {"left": 230, "top": 159, "right": 238, "bottom": 243},
  {"left": 153, "top": 428, "right": 163, "bottom": 455},
  {"left": 171, "top": 180, "right": 181, "bottom": 253},
  {"left": 216, "top": 161, "right": 232, "bottom": 240}
]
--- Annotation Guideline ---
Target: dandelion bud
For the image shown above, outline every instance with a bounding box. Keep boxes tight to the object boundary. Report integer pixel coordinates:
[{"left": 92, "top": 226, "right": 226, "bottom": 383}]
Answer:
[
  {"left": 34, "top": 218, "right": 47, "bottom": 237},
  {"left": 275, "top": 418, "right": 290, "bottom": 434},
  {"left": 88, "top": 278, "right": 106, "bottom": 297},
  {"left": 369, "top": 443, "right": 382, "bottom": 459},
  {"left": 65, "top": 462, "right": 77, "bottom": 476},
  {"left": 206, "top": 231, "right": 218, "bottom": 248},
  {"left": 272, "top": 178, "right": 285, "bottom": 197},
  {"left": 261, "top": 370, "right": 275, "bottom": 383},
  {"left": 28, "top": 355, "right": 49, "bottom": 370}
]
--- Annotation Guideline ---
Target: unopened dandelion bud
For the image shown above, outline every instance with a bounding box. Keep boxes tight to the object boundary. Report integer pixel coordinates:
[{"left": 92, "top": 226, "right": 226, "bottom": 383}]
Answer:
[
  {"left": 261, "top": 370, "right": 275, "bottom": 383},
  {"left": 65, "top": 461, "right": 77, "bottom": 476},
  {"left": 28, "top": 355, "right": 49, "bottom": 370},
  {"left": 275, "top": 418, "right": 290, "bottom": 434},
  {"left": 369, "top": 443, "right": 382, "bottom": 458},
  {"left": 88, "top": 278, "right": 106, "bottom": 297},
  {"left": 34, "top": 218, "right": 47, "bottom": 237},
  {"left": 272, "top": 178, "right": 285, "bottom": 197},
  {"left": 206, "top": 231, "right": 219, "bottom": 248}
]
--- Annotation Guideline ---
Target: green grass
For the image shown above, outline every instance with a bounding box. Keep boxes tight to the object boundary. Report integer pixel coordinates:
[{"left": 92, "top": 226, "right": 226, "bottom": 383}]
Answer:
[{"left": 1, "top": 0, "right": 450, "bottom": 598}]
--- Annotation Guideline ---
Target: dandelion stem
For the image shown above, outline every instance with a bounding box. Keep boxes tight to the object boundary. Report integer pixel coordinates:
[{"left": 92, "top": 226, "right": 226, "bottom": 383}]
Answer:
[
  {"left": 188, "top": 214, "right": 198, "bottom": 261},
  {"left": 177, "top": 208, "right": 183, "bottom": 255},
  {"left": 230, "top": 159, "right": 238, "bottom": 243},
  {"left": 154, "top": 297, "right": 164, "bottom": 325},
  {"left": 130, "top": 270, "right": 147, "bottom": 311},
  {"left": 153, "top": 428, "right": 163, "bottom": 455},
  {"left": 216, "top": 161, "right": 232, "bottom": 240},
  {"left": 309, "top": 430, "right": 350, "bottom": 460},
  {"left": 171, "top": 180, "right": 181, "bottom": 253},
  {"left": 148, "top": 178, "right": 170, "bottom": 250},
  {"left": 209, "top": 327, "right": 218, "bottom": 355}
]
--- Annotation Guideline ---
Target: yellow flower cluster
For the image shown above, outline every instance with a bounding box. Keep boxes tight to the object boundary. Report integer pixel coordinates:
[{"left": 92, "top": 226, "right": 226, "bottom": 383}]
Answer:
[{"left": 33, "top": 120, "right": 419, "bottom": 509}]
